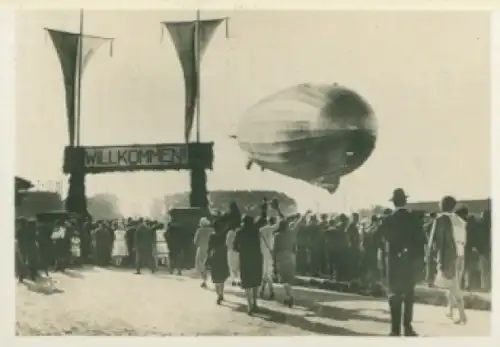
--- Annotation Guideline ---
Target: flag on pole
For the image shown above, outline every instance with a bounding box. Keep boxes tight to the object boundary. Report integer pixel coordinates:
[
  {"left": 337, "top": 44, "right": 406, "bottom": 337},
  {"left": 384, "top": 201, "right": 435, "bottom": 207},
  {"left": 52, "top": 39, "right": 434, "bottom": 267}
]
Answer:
[
  {"left": 46, "top": 28, "right": 114, "bottom": 146},
  {"left": 162, "top": 18, "right": 227, "bottom": 142}
]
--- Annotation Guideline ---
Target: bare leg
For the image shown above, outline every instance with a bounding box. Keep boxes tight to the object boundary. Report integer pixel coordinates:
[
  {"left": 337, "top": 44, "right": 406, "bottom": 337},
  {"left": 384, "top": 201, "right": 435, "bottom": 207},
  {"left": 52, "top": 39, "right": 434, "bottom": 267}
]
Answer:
[{"left": 245, "top": 288, "right": 254, "bottom": 314}]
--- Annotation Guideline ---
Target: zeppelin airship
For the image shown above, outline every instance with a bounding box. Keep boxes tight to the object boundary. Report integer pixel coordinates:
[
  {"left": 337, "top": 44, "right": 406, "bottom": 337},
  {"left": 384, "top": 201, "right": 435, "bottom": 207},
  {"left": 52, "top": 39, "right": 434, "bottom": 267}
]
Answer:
[{"left": 233, "top": 83, "right": 377, "bottom": 194}]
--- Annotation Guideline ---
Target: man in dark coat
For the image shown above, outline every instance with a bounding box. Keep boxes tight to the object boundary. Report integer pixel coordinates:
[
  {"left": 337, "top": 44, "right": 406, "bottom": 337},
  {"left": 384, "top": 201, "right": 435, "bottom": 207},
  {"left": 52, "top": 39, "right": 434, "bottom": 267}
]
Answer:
[
  {"left": 346, "top": 213, "right": 361, "bottom": 280},
  {"left": 134, "top": 219, "right": 155, "bottom": 274},
  {"left": 166, "top": 220, "right": 184, "bottom": 275},
  {"left": 17, "top": 219, "right": 40, "bottom": 281},
  {"left": 377, "top": 188, "right": 426, "bottom": 336}
]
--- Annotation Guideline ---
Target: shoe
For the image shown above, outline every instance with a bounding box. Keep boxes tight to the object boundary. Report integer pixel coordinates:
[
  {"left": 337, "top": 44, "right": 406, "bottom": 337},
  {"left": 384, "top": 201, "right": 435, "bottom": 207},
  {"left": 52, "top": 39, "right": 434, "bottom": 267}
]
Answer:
[
  {"left": 389, "top": 331, "right": 401, "bottom": 336},
  {"left": 201, "top": 282, "right": 207, "bottom": 289},
  {"left": 454, "top": 316, "right": 468, "bottom": 325},
  {"left": 404, "top": 326, "right": 418, "bottom": 336},
  {"left": 216, "top": 295, "right": 223, "bottom": 305}
]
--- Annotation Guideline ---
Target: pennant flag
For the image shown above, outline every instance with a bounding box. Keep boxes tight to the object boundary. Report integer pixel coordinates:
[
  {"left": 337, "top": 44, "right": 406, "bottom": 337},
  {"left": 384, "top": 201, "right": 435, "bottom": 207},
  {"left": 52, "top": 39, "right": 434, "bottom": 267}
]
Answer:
[
  {"left": 47, "top": 29, "right": 79, "bottom": 147},
  {"left": 198, "top": 19, "right": 224, "bottom": 60},
  {"left": 46, "top": 29, "right": 113, "bottom": 147},
  {"left": 164, "top": 21, "right": 197, "bottom": 143},
  {"left": 163, "top": 18, "right": 225, "bottom": 142}
]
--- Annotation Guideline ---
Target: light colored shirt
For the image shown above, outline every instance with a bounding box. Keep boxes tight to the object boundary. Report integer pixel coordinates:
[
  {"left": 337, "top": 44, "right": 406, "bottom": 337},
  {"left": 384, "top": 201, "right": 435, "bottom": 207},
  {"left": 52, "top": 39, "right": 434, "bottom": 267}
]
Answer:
[
  {"left": 194, "top": 227, "right": 213, "bottom": 251},
  {"left": 226, "top": 228, "right": 238, "bottom": 251},
  {"left": 260, "top": 219, "right": 280, "bottom": 255},
  {"left": 429, "top": 212, "right": 467, "bottom": 257},
  {"left": 51, "top": 227, "right": 66, "bottom": 240}
]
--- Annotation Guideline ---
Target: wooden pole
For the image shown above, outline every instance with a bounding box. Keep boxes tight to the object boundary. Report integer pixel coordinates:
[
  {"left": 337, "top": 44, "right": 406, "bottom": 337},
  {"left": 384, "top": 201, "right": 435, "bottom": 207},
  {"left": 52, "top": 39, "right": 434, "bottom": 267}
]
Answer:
[
  {"left": 195, "top": 9, "right": 201, "bottom": 143},
  {"left": 76, "top": 8, "right": 84, "bottom": 147}
]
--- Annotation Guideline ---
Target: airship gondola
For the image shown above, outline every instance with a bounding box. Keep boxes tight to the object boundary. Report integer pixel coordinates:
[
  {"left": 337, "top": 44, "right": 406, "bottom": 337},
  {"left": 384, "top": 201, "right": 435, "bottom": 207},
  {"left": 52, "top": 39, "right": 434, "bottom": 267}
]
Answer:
[{"left": 234, "top": 83, "right": 377, "bottom": 194}]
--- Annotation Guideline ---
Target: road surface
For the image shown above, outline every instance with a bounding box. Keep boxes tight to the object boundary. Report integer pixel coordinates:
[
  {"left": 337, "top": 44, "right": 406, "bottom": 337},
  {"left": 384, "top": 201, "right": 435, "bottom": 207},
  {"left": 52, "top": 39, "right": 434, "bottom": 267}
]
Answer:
[{"left": 15, "top": 266, "right": 491, "bottom": 336}]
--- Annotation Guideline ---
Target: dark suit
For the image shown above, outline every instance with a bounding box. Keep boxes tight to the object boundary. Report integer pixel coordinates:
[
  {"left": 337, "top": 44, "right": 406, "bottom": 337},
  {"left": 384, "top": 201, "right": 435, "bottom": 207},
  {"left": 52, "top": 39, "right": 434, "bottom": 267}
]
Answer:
[{"left": 378, "top": 207, "right": 425, "bottom": 335}]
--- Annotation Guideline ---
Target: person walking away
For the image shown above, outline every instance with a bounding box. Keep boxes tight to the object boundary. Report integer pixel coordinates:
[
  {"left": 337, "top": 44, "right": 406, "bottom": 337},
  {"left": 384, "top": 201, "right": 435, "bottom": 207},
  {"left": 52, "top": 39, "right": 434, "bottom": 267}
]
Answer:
[
  {"left": 259, "top": 216, "right": 279, "bottom": 299},
  {"left": 427, "top": 196, "right": 468, "bottom": 324},
  {"left": 112, "top": 223, "right": 128, "bottom": 266},
  {"left": 379, "top": 188, "right": 426, "bottom": 336},
  {"left": 134, "top": 219, "right": 156, "bottom": 274},
  {"left": 207, "top": 218, "right": 230, "bottom": 304},
  {"left": 226, "top": 223, "right": 240, "bottom": 286},
  {"left": 166, "top": 220, "right": 184, "bottom": 275},
  {"left": 234, "top": 215, "right": 264, "bottom": 315},
  {"left": 193, "top": 217, "right": 214, "bottom": 288}
]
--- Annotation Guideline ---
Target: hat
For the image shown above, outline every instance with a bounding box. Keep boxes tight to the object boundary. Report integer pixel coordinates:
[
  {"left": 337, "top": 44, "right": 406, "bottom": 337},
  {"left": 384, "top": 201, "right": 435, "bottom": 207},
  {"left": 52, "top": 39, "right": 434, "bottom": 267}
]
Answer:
[
  {"left": 199, "top": 217, "right": 210, "bottom": 227},
  {"left": 389, "top": 188, "right": 408, "bottom": 201}
]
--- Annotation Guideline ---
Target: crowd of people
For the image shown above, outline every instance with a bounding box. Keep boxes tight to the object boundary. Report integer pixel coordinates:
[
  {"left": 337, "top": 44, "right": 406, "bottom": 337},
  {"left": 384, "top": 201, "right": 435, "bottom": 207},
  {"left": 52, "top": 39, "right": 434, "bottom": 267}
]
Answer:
[{"left": 15, "top": 188, "right": 491, "bottom": 336}]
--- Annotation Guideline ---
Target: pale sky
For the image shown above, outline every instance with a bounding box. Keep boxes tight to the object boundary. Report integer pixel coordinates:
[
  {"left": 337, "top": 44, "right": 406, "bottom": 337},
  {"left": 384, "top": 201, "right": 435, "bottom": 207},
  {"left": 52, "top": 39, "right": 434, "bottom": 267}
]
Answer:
[{"left": 16, "top": 10, "right": 491, "bottom": 216}]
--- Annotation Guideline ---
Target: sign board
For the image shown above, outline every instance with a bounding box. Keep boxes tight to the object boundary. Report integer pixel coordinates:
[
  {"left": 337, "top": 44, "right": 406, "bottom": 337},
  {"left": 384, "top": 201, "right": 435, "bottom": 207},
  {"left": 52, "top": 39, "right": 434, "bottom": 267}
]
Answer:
[
  {"left": 84, "top": 144, "right": 188, "bottom": 170},
  {"left": 63, "top": 143, "right": 213, "bottom": 174}
]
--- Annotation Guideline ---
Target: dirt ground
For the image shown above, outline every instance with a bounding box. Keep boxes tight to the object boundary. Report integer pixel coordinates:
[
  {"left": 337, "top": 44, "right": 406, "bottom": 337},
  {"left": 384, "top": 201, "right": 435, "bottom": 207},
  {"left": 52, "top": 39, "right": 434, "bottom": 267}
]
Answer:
[{"left": 15, "top": 266, "right": 491, "bottom": 336}]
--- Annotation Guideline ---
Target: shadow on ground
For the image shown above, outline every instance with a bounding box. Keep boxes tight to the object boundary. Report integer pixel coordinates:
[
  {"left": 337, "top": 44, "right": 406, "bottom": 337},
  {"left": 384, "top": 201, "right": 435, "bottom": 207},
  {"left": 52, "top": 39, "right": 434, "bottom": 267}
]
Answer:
[
  {"left": 224, "top": 289, "right": 393, "bottom": 326},
  {"left": 220, "top": 299, "right": 383, "bottom": 336},
  {"left": 21, "top": 277, "right": 64, "bottom": 295}
]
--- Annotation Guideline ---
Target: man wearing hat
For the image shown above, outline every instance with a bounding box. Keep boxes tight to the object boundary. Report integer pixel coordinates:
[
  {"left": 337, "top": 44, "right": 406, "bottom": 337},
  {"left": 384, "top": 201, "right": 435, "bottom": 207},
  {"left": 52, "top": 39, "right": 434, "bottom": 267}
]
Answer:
[{"left": 378, "top": 188, "right": 426, "bottom": 336}]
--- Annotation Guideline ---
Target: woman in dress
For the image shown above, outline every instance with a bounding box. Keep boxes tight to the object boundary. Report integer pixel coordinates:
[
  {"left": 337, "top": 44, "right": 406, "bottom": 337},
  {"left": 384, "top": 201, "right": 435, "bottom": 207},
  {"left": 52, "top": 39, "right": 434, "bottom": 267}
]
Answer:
[
  {"left": 112, "top": 223, "right": 128, "bottom": 266},
  {"left": 194, "top": 217, "right": 214, "bottom": 288},
  {"left": 155, "top": 223, "right": 169, "bottom": 267},
  {"left": 272, "top": 201, "right": 308, "bottom": 307},
  {"left": 234, "top": 215, "right": 263, "bottom": 314},
  {"left": 427, "top": 196, "right": 468, "bottom": 324},
  {"left": 70, "top": 231, "right": 81, "bottom": 266},
  {"left": 226, "top": 223, "right": 240, "bottom": 286},
  {"left": 207, "top": 217, "right": 230, "bottom": 304}
]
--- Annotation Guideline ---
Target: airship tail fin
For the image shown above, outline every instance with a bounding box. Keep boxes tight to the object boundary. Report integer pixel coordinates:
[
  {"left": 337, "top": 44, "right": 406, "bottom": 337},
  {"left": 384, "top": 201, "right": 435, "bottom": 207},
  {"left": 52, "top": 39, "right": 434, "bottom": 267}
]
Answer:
[{"left": 246, "top": 160, "right": 253, "bottom": 170}]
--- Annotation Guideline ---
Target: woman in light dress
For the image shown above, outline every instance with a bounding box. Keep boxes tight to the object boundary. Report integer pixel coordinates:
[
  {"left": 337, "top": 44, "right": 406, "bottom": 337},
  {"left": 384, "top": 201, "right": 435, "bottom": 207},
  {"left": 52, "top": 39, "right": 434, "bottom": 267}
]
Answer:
[
  {"left": 194, "top": 217, "right": 214, "bottom": 288},
  {"left": 225, "top": 224, "right": 240, "bottom": 286},
  {"left": 112, "top": 223, "right": 129, "bottom": 266},
  {"left": 259, "top": 215, "right": 279, "bottom": 299},
  {"left": 427, "top": 196, "right": 468, "bottom": 324},
  {"left": 272, "top": 200, "right": 309, "bottom": 307},
  {"left": 155, "top": 223, "right": 169, "bottom": 266}
]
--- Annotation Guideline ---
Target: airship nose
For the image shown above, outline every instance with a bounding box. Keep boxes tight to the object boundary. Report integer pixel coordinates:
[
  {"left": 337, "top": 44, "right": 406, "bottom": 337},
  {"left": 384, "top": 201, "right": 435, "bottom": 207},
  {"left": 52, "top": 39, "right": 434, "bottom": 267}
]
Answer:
[{"left": 321, "top": 87, "right": 377, "bottom": 176}]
